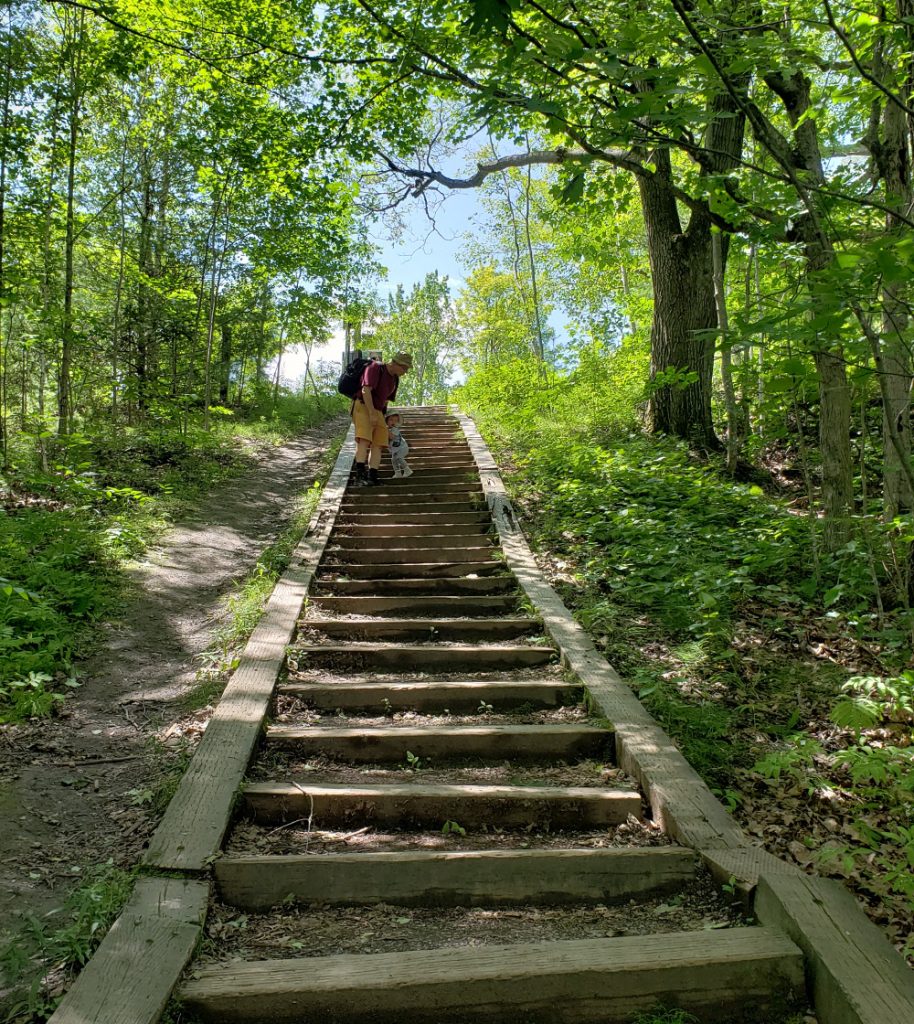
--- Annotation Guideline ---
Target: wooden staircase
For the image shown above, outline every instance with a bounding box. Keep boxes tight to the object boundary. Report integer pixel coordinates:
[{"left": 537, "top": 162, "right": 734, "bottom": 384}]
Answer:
[{"left": 179, "top": 408, "right": 806, "bottom": 1023}]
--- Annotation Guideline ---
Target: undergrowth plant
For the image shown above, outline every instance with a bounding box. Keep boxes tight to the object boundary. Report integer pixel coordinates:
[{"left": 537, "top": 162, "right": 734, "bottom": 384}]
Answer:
[
  {"left": 457, "top": 357, "right": 914, "bottom": 960},
  {"left": 190, "top": 430, "right": 344, "bottom": 699},
  {"left": 0, "top": 862, "right": 134, "bottom": 1021},
  {"left": 0, "top": 399, "right": 341, "bottom": 718}
]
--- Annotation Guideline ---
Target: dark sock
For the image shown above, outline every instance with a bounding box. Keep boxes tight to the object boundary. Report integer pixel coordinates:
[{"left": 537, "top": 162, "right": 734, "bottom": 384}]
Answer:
[
  {"left": 368, "top": 467, "right": 380, "bottom": 484},
  {"left": 355, "top": 461, "right": 367, "bottom": 479}
]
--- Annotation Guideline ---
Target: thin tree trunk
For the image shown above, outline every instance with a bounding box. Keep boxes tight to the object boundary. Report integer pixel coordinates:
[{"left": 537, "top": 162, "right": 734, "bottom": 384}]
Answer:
[
  {"left": 58, "top": 10, "right": 85, "bottom": 436},
  {"left": 712, "top": 232, "right": 739, "bottom": 473},
  {"left": 203, "top": 182, "right": 233, "bottom": 431}
]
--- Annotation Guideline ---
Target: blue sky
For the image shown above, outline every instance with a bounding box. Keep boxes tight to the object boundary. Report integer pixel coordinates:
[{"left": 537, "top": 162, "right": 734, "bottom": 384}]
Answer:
[{"left": 280, "top": 186, "right": 483, "bottom": 382}]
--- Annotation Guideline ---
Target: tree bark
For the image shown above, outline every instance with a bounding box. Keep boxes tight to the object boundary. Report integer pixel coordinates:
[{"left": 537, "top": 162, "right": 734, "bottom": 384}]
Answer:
[
  {"left": 643, "top": 86, "right": 746, "bottom": 447},
  {"left": 58, "top": 9, "right": 85, "bottom": 436},
  {"left": 865, "top": 0, "right": 914, "bottom": 521}
]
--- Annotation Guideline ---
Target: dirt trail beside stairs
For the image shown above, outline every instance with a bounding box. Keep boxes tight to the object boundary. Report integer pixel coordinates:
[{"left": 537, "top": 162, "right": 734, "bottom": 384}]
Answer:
[{"left": 0, "top": 416, "right": 347, "bottom": 967}]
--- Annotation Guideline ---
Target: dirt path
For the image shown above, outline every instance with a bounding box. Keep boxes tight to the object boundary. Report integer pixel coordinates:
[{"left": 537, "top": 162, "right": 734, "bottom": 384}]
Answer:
[{"left": 0, "top": 416, "right": 346, "bottom": 964}]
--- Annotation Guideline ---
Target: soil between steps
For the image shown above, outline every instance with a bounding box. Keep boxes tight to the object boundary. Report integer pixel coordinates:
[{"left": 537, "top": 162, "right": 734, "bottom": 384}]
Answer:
[
  {"left": 198, "top": 873, "right": 744, "bottom": 961},
  {"left": 225, "top": 817, "right": 669, "bottom": 857}
]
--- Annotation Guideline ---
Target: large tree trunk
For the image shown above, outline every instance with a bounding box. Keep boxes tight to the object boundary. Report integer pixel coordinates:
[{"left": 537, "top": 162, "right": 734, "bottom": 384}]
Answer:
[
  {"left": 641, "top": 155, "right": 717, "bottom": 446},
  {"left": 642, "top": 87, "right": 745, "bottom": 447}
]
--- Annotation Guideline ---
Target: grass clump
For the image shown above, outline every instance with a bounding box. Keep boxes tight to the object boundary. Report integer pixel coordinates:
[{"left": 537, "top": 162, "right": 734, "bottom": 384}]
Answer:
[{"left": 0, "top": 862, "right": 135, "bottom": 1021}]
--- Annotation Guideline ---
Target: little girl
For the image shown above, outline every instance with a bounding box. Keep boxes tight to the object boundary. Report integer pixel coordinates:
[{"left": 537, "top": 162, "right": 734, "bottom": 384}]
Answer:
[{"left": 385, "top": 413, "right": 412, "bottom": 478}]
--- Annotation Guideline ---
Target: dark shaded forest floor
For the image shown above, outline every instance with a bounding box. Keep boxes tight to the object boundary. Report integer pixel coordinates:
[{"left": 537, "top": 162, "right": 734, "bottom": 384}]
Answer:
[{"left": 0, "top": 415, "right": 346, "bottom": 1013}]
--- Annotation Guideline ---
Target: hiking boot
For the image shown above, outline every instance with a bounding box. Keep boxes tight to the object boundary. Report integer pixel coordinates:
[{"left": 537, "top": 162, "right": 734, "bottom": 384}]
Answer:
[
  {"left": 354, "top": 462, "right": 369, "bottom": 486},
  {"left": 367, "top": 467, "right": 382, "bottom": 486}
]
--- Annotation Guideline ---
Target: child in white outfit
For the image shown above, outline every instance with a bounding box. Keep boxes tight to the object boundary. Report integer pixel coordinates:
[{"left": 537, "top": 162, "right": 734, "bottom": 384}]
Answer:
[{"left": 385, "top": 413, "right": 412, "bottom": 478}]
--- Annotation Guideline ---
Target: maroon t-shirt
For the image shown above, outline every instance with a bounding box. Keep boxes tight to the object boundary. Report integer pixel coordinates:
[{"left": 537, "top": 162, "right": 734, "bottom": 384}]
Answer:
[{"left": 358, "top": 361, "right": 399, "bottom": 413}]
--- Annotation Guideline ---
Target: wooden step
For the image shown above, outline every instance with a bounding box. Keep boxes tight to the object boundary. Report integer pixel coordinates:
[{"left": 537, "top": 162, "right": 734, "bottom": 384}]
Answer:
[
  {"left": 377, "top": 454, "right": 477, "bottom": 464},
  {"left": 300, "top": 618, "right": 538, "bottom": 641},
  {"left": 341, "top": 479, "right": 481, "bottom": 495},
  {"left": 290, "top": 643, "right": 556, "bottom": 670},
  {"left": 335, "top": 511, "right": 491, "bottom": 527},
  {"left": 314, "top": 575, "right": 515, "bottom": 594},
  {"left": 214, "top": 847, "right": 698, "bottom": 910},
  {"left": 278, "top": 677, "right": 579, "bottom": 711},
  {"left": 339, "top": 500, "right": 485, "bottom": 515},
  {"left": 309, "top": 594, "right": 516, "bottom": 615},
  {"left": 318, "top": 562, "right": 508, "bottom": 580},
  {"left": 341, "top": 487, "right": 485, "bottom": 503},
  {"left": 334, "top": 520, "right": 491, "bottom": 537},
  {"left": 265, "top": 723, "right": 610, "bottom": 762},
  {"left": 324, "top": 546, "right": 498, "bottom": 565},
  {"left": 378, "top": 456, "right": 477, "bottom": 467},
  {"left": 330, "top": 533, "right": 493, "bottom": 551},
  {"left": 242, "top": 781, "right": 642, "bottom": 828},
  {"left": 179, "top": 927, "right": 804, "bottom": 1024}
]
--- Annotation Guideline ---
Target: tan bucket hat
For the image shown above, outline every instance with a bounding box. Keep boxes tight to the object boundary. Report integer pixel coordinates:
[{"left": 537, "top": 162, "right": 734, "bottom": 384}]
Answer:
[{"left": 390, "top": 351, "right": 413, "bottom": 369}]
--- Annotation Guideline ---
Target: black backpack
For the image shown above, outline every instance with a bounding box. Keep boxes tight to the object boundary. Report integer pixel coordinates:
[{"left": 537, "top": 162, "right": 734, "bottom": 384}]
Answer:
[{"left": 338, "top": 356, "right": 372, "bottom": 399}]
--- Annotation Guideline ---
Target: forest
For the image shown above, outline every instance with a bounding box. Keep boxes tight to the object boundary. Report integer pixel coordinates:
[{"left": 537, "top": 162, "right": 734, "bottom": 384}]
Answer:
[{"left": 1, "top": 0, "right": 914, "bottom": 1010}]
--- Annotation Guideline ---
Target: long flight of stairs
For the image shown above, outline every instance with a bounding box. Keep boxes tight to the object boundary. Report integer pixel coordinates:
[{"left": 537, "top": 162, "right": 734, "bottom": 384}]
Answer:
[{"left": 179, "top": 408, "right": 807, "bottom": 1023}]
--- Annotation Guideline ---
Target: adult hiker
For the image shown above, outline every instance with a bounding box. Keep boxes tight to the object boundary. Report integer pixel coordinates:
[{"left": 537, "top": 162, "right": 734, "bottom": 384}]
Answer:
[{"left": 352, "top": 351, "right": 413, "bottom": 486}]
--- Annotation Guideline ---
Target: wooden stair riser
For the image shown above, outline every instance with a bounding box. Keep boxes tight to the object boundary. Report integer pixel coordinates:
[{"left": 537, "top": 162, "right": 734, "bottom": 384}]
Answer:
[
  {"left": 179, "top": 928, "right": 804, "bottom": 1024},
  {"left": 241, "top": 782, "right": 642, "bottom": 829},
  {"left": 341, "top": 499, "right": 485, "bottom": 514},
  {"left": 316, "top": 562, "right": 508, "bottom": 580},
  {"left": 265, "top": 724, "right": 611, "bottom": 763},
  {"left": 277, "top": 678, "right": 580, "bottom": 712},
  {"left": 330, "top": 533, "right": 494, "bottom": 551},
  {"left": 289, "top": 644, "right": 556, "bottom": 670},
  {"left": 324, "top": 547, "right": 498, "bottom": 565},
  {"left": 344, "top": 478, "right": 482, "bottom": 494},
  {"left": 308, "top": 595, "right": 517, "bottom": 615},
  {"left": 342, "top": 488, "right": 484, "bottom": 505},
  {"left": 214, "top": 848, "right": 698, "bottom": 911},
  {"left": 376, "top": 459, "right": 478, "bottom": 470},
  {"left": 313, "top": 576, "right": 516, "bottom": 595},
  {"left": 335, "top": 520, "right": 491, "bottom": 536},
  {"left": 300, "top": 618, "right": 538, "bottom": 642},
  {"left": 335, "top": 512, "right": 491, "bottom": 528}
]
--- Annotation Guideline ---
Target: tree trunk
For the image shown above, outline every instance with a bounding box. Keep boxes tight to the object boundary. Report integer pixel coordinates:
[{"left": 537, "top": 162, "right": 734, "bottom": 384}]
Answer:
[
  {"left": 866, "top": 1, "right": 914, "bottom": 521},
  {"left": 712, "top": 232, "right": 739, "bottom": 472},
  {"left": 58, "top": 10, "right": 85, "bottom": 436},
  {"left": 219, "top": 321, "right": 232, "bottom": 404},
  {"left": 764, "top": 66, "right": 854, "bottom": 547},
  {"left": 642, "top": 86, "right": 745, "bottom": 447},
  {"left": 642, "top": 158, "right": 717, "bottom": 445}
]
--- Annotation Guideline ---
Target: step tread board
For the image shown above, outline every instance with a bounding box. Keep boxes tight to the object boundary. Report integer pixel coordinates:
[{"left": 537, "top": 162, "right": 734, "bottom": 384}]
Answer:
[
  {"left": 267, "top": 723, "right": 606, "bottom": 740},
  {"left": 179, "top": 927, "right": 804, "bottom": 1023},
  {"left": 213, "top": 847, "right": 698, "bottom": 910}
]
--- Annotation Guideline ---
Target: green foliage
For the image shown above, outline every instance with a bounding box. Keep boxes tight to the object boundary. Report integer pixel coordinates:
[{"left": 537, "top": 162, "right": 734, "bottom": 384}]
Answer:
[
  {"left": 831, "top": 674, "right": 914, "bottom": 732},
  {"left": 0, "top": 400, "right": 338, "bottom": 706},
  {"left": 1, "top": 862, "right": 135, "bottom": 1020},
  {"left": 372, "top": 272, "right": 456, "bottom": 405},
  {"left": 632, "top": 1010, "right": 699, "bottom": 1024}
]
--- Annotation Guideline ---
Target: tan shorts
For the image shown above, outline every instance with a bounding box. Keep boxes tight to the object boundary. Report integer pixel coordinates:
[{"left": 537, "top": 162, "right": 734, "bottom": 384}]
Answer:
[{"left": 352, "top": 401, "right": 389, "bottom": 446}]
